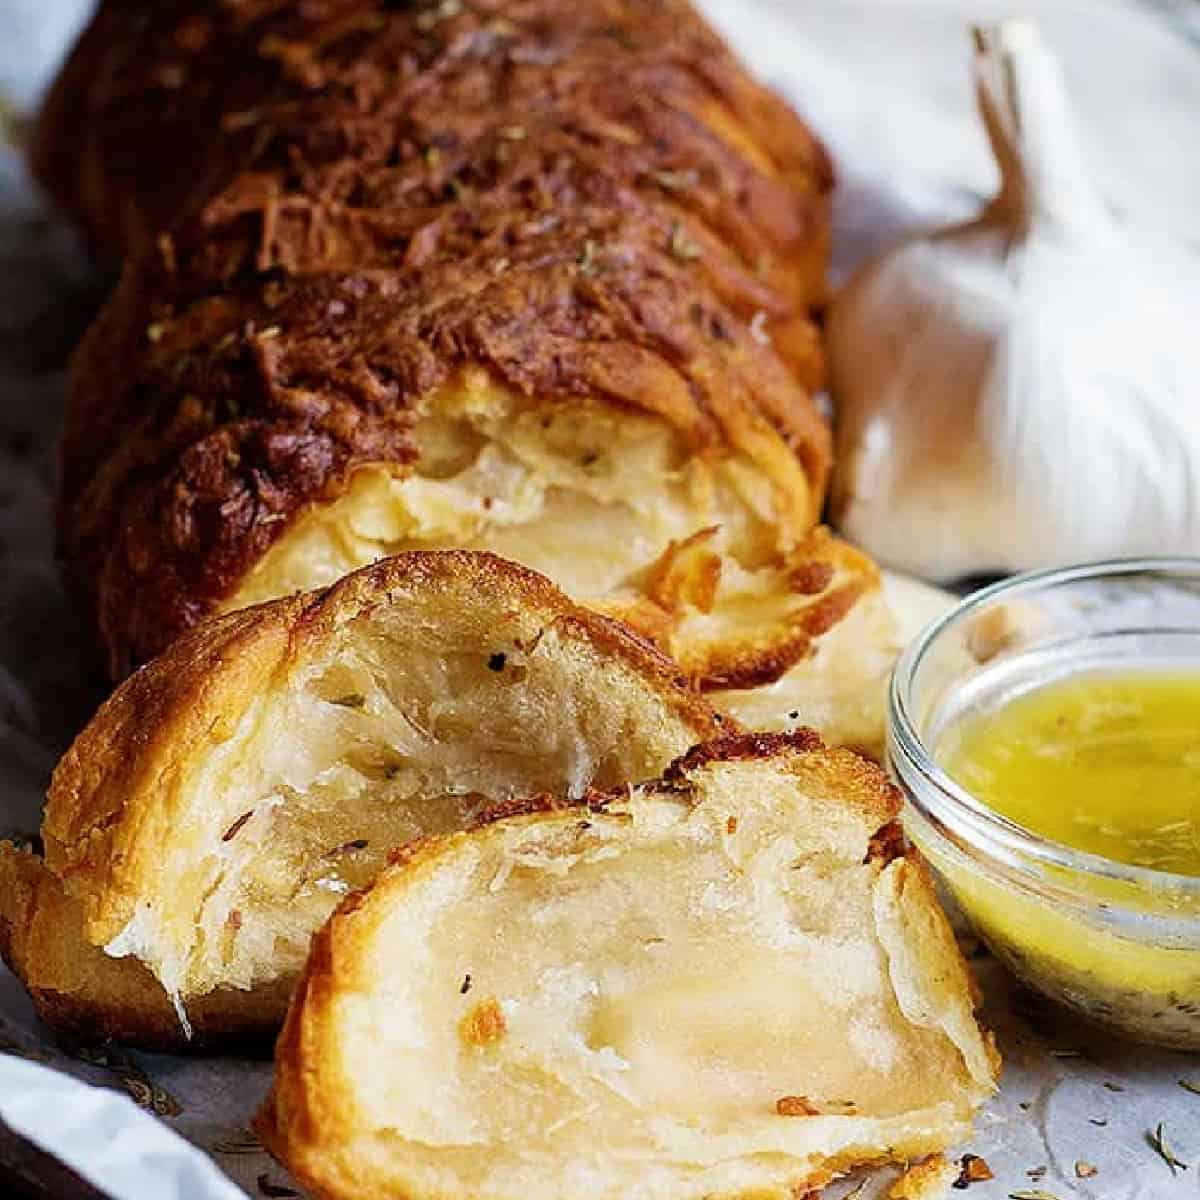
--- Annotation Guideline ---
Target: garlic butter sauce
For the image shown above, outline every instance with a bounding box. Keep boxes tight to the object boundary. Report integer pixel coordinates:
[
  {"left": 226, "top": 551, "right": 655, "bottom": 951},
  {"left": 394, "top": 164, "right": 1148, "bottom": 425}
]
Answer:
[
  {"left": 889, "top": 560, "right": 1200, "bottom": 1048},
  {"left": 939, "top": 669, "right": 1200, "bottom": 877}
]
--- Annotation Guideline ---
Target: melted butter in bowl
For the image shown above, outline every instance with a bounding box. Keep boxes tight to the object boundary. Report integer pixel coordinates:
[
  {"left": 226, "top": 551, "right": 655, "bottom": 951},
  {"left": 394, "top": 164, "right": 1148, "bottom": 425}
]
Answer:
[
  {"left": 941, "top": 669, "right": 1200, "bottom": 877},
  {"left": 888, "top": 560, "right": 1200, "bottom": 1050}
]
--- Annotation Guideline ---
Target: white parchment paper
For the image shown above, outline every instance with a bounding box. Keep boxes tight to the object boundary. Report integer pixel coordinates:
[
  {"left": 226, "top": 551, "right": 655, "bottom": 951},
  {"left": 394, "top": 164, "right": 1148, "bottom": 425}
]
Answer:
[{"left": 0, "top": 2, "right": 1197, "bottom": 1198}]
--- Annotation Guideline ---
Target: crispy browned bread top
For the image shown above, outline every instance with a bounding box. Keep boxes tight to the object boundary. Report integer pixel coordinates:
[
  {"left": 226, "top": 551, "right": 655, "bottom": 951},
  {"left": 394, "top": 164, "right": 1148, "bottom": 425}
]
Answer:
[
  {"left": 42, "top": 0, "right": 834, "bottom": 676},
  {"left": 35, "top": 0, "right": 833, "bottom": 287}
]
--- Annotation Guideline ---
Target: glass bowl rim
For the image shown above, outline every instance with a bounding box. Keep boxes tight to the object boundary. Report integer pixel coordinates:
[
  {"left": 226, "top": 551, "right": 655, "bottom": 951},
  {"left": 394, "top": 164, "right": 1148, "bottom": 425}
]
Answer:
[{"left": 888, "top": 555, "right": 1200, "bottom": 897}]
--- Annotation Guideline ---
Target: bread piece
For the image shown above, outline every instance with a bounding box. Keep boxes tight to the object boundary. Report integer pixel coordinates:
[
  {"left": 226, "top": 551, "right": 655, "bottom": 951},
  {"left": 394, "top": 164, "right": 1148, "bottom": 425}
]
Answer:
[
  {"left": 40, "top": 3, "right": 873, "bottom": 741},
  {"left": 0, "top": 845, "right": 293, "bottom": 1050},
  {"left": 41, "top": 0, "right": 901, "bottom": 751},
  {"left": 0, "top": 552, "right": 721, "bottom": 1048},
  {"left": 35, "top": 1, "right": 832, "bottom": 302},
  {"left": 257, "top": 732, "right": 999, "bottom": 1200},
  {"left": 668, "top": 527, "right": 898, "bottom": 755}
]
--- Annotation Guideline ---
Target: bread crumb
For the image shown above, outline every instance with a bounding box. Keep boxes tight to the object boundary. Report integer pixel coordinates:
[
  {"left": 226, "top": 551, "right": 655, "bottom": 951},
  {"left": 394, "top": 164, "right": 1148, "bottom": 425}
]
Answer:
[
  {"left": 890, "top": 1153, "right": 957, "bottom": 1199},
  {"left": 459, "top": 998, "right": 506, "bottom": 1047},
  {"left": 954, "top": 1153, "right": 993, "bottom": 1186},
  {"left": 965, "top": 601, "right": 1043, "bottom": 664},
  {"left": 775, "top": 1095, "right": 819, "bottom": 1117}
]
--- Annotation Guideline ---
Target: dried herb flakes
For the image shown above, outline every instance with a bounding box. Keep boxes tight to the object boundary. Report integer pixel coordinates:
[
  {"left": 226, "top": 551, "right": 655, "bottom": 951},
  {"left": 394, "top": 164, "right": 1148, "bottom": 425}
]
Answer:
[
  {"left": 667, "top": 221, "right": 702, "bottom": 263},
  {"left": 1148, "top": 1122, "right": 1188, "bottom": 1172},
  {"left": 222, "top": 811, "right": 255, "bottom": 841}
]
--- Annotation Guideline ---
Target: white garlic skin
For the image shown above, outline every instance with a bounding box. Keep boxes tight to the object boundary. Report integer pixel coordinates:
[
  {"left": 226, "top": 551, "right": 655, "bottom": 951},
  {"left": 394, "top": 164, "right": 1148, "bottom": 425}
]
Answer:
[{"left": 828, "top": 21, "right": 1200, "bottom": 581}]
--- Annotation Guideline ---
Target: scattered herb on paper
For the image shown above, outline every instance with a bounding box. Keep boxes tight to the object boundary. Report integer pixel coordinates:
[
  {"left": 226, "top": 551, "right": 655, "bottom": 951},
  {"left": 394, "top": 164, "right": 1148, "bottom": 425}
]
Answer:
[
  {"left": 68, "top": 1045, "right": 182, "bottom": 1116},
  {"left": 212, "top": 1128, "right": 262, "bottom": 1155},
  {"left": 1148, "top": 1122, "right": 1188, "bottom": 1172}
]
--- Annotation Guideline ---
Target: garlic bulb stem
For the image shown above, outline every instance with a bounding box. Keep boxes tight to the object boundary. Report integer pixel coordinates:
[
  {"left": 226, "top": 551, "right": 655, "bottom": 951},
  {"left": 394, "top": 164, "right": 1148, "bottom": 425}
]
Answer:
[{"left": 973, "top": 22, "right": 1109, "bottom": 239}]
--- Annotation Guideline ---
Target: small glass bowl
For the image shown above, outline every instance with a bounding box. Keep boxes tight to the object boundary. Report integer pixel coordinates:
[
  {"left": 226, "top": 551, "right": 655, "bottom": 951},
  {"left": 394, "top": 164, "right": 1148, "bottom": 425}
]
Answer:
[{"left": 888, "top": 559, "right": 1200, "bottom": 1049}]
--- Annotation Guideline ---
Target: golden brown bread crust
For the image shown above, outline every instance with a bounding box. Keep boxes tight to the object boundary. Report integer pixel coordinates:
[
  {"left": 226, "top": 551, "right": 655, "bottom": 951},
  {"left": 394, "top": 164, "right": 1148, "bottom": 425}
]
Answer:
[
  {"left": 40, "top": 0, "right": 834, "bottom": 676},
  {"left": 256, "top": 732, "right": 999, "bottom": 1200},
  {"left": 1, "top": 551, "right": 724, "bottom": 1048},
  {"left": 35, "top": 0, "right": 832, "bottom": 290},
  {"left": 634, "top": 524, "right": 879, "bottom": 692},
  {"left": 0, "top": 847, "right": 286, "bottom": 1052}
]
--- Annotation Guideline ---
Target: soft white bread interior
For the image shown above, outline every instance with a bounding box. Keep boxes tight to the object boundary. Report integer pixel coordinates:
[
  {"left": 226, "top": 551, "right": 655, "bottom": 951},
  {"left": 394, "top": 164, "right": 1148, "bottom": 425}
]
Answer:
[
  {"left": 227, "top": 378, "right": 893, "bottom": 750},
  {"left": 715, "top": 569, "right": 958, "bottom": 753},
  {"left": 0, "top": 552, "right": 721, "bottom": 1047},
  {"left": 258, "top": 731, "right": 998, "bottom": 1200}
]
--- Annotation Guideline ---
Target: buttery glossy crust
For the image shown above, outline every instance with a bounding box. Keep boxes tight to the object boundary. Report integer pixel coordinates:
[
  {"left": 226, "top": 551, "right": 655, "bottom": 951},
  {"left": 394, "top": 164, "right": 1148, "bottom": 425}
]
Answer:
[
  {"left": 40, "top": 0, "right": 834, "bottom": 676},
  {"left": 0, "top": 551, "right": 723, "bottom": 1048},
  {"left": 256, "top": 732, "right": 999, "bottom": 1200}
]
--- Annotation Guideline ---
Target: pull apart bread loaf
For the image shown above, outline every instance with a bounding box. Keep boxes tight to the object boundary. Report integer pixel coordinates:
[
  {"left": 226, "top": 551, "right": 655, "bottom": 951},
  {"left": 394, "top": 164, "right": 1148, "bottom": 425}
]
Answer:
[
  {"left": 258, "top": 732, "right": 998, "bottom": 1200},
  {"left": 38, "top": 0, "right": 899, "bottom": 751},
  {"left": 0, "top": 552, "right": 722, "bottom": 1048}
]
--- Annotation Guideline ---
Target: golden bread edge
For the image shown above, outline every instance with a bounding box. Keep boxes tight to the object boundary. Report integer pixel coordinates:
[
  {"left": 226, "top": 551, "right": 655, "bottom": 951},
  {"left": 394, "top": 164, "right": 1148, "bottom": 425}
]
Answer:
[{"left": 255, "top": 732, "right": 998, "bottom": 1199}]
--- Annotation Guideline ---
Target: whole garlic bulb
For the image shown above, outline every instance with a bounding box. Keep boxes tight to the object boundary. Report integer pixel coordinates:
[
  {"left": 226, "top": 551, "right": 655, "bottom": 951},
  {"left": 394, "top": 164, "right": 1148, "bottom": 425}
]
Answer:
[{"left": 828, "top": 20, "right": 1200, "bottom": 581}]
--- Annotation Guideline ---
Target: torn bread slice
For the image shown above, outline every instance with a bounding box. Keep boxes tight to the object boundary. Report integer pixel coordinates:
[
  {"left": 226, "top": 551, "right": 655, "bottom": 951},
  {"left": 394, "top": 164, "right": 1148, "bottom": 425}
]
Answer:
[
  {"left": 258, "top": 732, "right": 998, "bottom": 1200},
  {"left": 0, "top": 552, "right": 721, "bottom": 1049}
]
